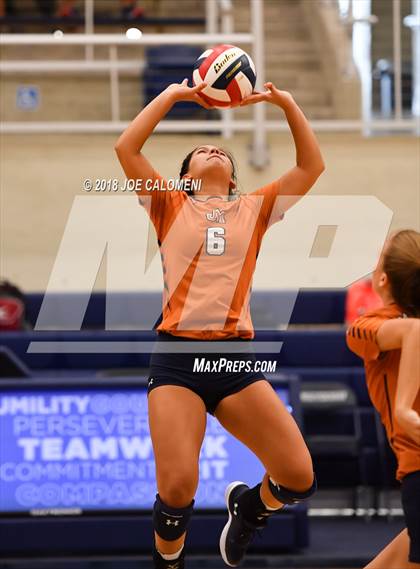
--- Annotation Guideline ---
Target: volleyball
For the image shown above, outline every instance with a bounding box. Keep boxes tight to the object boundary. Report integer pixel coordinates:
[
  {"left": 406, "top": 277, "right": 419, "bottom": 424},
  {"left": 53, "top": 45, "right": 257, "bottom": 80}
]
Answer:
[{"left": 192, "top": 44, "right": 256, "bottom": 108}]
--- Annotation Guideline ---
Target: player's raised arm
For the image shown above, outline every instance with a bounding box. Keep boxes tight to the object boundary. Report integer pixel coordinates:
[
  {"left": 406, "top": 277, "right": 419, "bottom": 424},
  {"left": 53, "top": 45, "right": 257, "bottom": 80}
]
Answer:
[
  {"left": 114, "top": 80, "right": 209, "bottom": 192},
  {"left": 242, "top": 82, "right": 325, "bottom": 213}
]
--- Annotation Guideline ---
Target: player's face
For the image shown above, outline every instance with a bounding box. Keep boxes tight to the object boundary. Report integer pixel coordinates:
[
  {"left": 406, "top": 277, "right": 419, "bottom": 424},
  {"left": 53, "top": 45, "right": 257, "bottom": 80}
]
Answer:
[{"left": 187, "top": 145, "right": 234, "bottom": 189}]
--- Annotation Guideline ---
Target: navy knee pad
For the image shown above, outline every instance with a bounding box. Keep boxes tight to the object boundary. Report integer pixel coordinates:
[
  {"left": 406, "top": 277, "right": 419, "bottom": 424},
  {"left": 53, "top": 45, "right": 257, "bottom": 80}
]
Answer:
[
  {"left": 268, "top": 475, "right": 317, "bottom": 505},
  {"left": 152, "top": 494, "right": 194, "bottom": 541}
]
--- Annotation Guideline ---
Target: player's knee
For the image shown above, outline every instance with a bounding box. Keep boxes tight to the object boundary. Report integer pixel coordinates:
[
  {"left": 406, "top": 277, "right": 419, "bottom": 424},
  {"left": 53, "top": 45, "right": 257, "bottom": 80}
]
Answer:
[
  {"left": 153, "top": 493, "right": 194, "bottom": 541},
  {"left": 291, "top": 466, "right": 315, "bottom": 493},
  {"left": 159, "top": 486, "right": 196, "bottom": 508},
  {"left": 270, "top": 456, "right": 314, "bottom": 494},
  {"left": 157, "top": 471, "right": 198, "bottom": 508},
  {"left": 268, "top": 473, "right": 317, "bottom": 505}
]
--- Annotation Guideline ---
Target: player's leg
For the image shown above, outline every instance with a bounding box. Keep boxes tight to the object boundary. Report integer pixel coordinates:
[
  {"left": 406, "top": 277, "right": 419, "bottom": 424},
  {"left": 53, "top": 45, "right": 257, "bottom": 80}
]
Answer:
[
  {"left": 215, "top": 379, "right": 313, "bottom": 493},
  {"left": 400, "top": 471, "right": 420, "bottom": 568},
  {"left": 363, "top": 432, "right": 420, "bottom": 569},
  {"left": 148, "top": 385, "right": 207, "bottom": 562},
  {"left": 363, "top": 529, "right": 419, "bottom": 569},
  {"left": 214, "top": 380, "right": 315, "bottom": 566}
]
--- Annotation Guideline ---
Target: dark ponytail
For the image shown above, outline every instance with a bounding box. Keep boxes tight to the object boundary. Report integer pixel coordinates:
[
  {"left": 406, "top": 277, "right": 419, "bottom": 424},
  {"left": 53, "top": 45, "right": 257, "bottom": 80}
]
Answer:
[{"left": 383, "top": 230, "right": 420, "bottom": 316}]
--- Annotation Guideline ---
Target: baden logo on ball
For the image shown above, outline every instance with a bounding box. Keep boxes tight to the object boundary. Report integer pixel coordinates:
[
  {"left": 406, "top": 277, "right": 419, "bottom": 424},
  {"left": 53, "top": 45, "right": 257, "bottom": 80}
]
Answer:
[{"left": 192, "top": 44, "right": 256, "bottom": 108}]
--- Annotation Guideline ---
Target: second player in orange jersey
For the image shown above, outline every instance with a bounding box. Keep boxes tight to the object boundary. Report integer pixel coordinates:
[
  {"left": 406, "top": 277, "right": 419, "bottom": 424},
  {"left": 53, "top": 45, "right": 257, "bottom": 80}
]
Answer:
[{"left": 347, "top": 230, "right": 420, "bottom": 569}]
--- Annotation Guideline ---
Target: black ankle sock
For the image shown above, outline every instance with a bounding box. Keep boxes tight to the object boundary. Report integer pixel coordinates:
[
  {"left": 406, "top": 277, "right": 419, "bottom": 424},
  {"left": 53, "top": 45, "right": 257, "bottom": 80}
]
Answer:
[{"left": 237, "top": 483, "right": 276, "bottom": 525}]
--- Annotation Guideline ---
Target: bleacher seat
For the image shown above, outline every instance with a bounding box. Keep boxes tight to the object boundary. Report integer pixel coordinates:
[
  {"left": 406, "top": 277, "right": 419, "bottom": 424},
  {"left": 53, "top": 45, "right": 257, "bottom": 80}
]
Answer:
[
  {"left": 24, "top": 290, "right": 347, "bottom": 329},
  {"left": 143, "top": 46, "right": 210, "bottom": 119},
  {"left": 301, "top": 383, "right": 368, "bottom": 485},
  {"left": 0, "top": 346, "right": 32, "bottom": 378},
  {"left": 0, "top": 14, "right": 205, "bottom": 29}
]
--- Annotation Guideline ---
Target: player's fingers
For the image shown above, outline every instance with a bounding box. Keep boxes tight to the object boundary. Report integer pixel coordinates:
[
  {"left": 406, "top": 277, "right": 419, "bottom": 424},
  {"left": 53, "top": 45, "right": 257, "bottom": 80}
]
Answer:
[
  {"left": 242, "top": 93, "right": 265, "bottom": 102},
  {"left": 192, "top": 81, "right": 207, "bottom": 92},
  {"left": 264, "top": 81, "right": 274, "bottom": 90},
  {"left": 239, "top": 99, "right": 256, "bottom": 107},
  {"left": 240, "top": 93, "right": 267, "bottom": 106}
]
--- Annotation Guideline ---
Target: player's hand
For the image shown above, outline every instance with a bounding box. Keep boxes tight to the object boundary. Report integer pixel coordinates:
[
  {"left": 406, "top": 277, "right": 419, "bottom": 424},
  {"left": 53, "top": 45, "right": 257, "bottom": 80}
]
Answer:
[
  {"left": 395, "top": 407, "right": 420, "bottom": 445},
  {"left": 240, "top": 82, "right": 294, "bottom": 109},
  {"left": 165, "top": 79, "right": 212, "bottom": 109}
]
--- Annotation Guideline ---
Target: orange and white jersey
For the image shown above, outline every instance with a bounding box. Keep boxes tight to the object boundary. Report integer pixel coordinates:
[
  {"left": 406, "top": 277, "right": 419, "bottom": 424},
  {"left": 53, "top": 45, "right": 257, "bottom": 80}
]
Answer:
[
  {"left": 347, "top": 304, "right": 420, "bottom": 481},
  {"left": 137, "top": 170, "right": 284, "bottom": 340}
]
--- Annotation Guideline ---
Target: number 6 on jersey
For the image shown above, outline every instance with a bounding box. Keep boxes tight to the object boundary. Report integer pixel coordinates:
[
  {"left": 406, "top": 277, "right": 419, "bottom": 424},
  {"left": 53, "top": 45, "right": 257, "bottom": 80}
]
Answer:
[{"left": 206, "top": 227, "right": 225, "bottom": 255}]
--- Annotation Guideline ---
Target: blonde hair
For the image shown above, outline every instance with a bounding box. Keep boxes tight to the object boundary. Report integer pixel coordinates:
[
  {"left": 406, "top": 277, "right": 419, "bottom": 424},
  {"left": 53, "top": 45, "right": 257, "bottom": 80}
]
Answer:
[{"left": 383, "top": 229, "right": 420, "bottom": 316}]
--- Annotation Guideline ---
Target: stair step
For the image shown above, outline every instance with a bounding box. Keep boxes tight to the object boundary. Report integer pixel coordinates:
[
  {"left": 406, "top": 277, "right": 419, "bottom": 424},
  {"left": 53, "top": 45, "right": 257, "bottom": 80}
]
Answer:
[
  {"left": 0, "top": 0, "right": 339, "bottom": 121},
  {"left": 264, "top": 41, "right": 316, "bottom": 53},
  {"left": 265, "top": 60, "right": 322, "bottom": 72}
]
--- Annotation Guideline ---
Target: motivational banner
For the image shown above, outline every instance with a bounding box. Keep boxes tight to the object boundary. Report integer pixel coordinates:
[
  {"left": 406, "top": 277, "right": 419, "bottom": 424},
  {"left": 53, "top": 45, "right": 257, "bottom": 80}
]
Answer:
[{"left": 0, "top": 387, "right": 290, "bottom": 513}]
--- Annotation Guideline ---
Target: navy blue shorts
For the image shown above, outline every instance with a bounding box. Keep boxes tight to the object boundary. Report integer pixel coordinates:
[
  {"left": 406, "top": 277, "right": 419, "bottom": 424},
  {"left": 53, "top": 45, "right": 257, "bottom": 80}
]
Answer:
[
  {"left": 147, "top": 332, "right": 267, "bottom": 415},
  {"left": 401, "top": 470, "right": 420, "bottom": 563}
]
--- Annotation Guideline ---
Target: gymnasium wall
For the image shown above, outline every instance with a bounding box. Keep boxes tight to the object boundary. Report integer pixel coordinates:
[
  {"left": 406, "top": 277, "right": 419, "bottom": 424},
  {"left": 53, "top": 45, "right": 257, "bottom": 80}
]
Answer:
[{"left": 1, "top": 131, "right": 419, "bottom": 292}]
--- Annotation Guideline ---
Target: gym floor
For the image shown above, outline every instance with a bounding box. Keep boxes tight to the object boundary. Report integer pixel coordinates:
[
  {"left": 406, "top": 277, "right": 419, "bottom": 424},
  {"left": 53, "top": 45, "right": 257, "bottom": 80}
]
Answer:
[{"left": 0, "top": 516, "right": 405, "bottom": 569}]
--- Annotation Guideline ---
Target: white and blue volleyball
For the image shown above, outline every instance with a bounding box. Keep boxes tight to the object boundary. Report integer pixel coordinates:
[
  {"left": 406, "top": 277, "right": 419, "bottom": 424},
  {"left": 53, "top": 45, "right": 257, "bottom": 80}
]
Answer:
[{"left": 192, "top": 44, "right": 256, "bottom": 108}]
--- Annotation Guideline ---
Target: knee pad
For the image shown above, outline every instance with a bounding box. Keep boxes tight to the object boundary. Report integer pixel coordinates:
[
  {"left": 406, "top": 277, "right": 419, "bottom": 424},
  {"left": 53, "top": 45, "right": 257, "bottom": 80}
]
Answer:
[
  {"left": 268, "top": 475, "right": 317, "bottom": 505},
  {"left": 152, "top": 494, "right": 194, "bottom": 541}
]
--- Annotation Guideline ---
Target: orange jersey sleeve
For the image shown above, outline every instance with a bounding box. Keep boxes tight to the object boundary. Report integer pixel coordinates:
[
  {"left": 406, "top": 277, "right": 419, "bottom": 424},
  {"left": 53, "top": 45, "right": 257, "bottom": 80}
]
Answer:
[
  {"left": 346, "top": 313, "right": 387, "bottom": 362},
  {"left": 136, "top": 169, "right": 187, "bottom": 242},
  {"left": 249, "top": 181, "right": 285, "bottom": 232}
]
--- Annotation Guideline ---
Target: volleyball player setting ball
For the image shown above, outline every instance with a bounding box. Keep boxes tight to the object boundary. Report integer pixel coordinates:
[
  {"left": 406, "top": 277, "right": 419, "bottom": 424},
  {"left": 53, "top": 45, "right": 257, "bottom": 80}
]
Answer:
[{"left": 115, "top": 44, "right": 325, "bottom": 569}]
